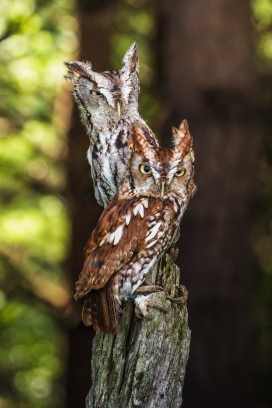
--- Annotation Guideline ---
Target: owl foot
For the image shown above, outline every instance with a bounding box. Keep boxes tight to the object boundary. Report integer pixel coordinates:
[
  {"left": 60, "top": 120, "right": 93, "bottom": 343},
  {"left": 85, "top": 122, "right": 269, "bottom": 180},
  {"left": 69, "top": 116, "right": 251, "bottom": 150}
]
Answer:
[
  {"left": 135, "top": 284, "right": 188, "bottom": 304},
  {"left": 134, "top": 294, "right": 166, "bottom": 320}
]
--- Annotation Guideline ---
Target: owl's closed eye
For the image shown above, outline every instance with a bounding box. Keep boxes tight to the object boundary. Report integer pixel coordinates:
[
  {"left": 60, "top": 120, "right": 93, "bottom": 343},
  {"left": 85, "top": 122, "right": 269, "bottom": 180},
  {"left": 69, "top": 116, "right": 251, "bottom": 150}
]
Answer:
[
  {"left": 65, "top": 42, "right": 159, "bottom": 208},
  {"left": 65, "top": 42, "right": 140, "bottom": 117}
]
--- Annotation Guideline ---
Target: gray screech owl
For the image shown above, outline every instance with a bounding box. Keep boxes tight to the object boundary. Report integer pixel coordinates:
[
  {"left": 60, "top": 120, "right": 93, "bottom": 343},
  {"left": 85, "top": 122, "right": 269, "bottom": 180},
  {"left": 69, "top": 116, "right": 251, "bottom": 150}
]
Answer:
[{"left": 65, "top": 43, "right": 159, "bottom": 207}]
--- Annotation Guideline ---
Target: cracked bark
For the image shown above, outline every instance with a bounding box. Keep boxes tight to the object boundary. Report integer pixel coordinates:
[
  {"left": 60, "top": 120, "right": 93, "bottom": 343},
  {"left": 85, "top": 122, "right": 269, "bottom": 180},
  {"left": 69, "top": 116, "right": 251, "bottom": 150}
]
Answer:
[{"left": 86, "top": 255, "right": 190, "bottom": 408}]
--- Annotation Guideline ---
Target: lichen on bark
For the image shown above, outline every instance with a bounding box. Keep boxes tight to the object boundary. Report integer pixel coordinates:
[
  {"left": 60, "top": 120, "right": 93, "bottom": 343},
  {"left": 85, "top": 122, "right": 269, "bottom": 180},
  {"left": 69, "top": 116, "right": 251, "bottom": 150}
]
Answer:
[{"left": 86, "top": 255, "right": 191, "bottom": 408}]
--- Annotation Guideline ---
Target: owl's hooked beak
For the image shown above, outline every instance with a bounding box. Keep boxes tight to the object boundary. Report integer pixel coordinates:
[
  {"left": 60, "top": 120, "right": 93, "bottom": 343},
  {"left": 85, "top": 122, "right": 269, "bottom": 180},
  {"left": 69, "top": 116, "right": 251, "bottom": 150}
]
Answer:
[
  {"left": 116, "top": 102, "right": 121, "bottom": 117},
  {"left": 160, "top": 182, "right": 165, "bottom": 197}
]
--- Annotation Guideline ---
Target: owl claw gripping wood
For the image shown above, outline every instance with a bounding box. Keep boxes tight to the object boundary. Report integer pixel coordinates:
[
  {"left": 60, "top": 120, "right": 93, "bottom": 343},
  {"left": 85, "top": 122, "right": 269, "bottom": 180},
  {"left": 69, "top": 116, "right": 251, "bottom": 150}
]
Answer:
[
  {"left": 134, "top": 294, "right": 167, "bottom": 319},
  {"left": 73, "top": 121, "right": 196, "bottom": 334}
]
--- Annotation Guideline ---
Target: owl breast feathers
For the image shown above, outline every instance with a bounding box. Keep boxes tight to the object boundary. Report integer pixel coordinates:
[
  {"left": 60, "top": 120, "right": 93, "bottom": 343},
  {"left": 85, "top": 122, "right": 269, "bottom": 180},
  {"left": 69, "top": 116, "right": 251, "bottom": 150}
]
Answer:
[
  {"left": 65, "top": 42, "right": 159, "bottom": 207},
  {"left": 74, "top": 120, "right": 196, "bottom": 334}
]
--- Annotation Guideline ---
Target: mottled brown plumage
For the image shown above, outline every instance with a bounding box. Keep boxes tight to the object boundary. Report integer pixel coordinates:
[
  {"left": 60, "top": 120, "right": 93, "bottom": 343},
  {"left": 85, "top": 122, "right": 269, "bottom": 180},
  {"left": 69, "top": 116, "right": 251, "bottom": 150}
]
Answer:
[{"left": 74, "top": 120, "right": 196, "bottom": 334}]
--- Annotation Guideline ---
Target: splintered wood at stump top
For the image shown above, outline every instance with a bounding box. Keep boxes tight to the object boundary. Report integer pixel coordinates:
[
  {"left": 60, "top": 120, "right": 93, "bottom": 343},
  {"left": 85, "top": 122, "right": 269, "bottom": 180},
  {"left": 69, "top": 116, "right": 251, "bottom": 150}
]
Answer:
[{"left": 87, "top": 255, "right": 191, "bottom": 408}]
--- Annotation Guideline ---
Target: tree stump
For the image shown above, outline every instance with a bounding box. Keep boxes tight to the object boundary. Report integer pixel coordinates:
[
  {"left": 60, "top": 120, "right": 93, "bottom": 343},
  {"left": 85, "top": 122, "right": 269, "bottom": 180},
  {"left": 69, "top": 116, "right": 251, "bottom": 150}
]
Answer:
[{"left": 86, "top": 254, "right": 191, "bottom": 408}]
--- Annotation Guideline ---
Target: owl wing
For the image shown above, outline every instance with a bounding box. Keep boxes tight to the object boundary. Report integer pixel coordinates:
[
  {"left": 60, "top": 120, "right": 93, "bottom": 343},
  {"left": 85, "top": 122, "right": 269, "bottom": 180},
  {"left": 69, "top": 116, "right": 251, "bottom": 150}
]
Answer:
[
  {"left": 81, "top": 273, "right": 120, "bottom": 334},
  {"left": 74, "top": 194, "right": 177, "bottom": 299}
]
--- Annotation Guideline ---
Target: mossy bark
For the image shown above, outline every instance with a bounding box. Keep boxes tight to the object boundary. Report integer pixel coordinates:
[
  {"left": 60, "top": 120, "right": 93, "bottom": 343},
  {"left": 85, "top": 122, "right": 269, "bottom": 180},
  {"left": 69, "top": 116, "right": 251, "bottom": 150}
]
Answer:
[{"left": 86, "top": 255, "right": 190, "bottom": 408}]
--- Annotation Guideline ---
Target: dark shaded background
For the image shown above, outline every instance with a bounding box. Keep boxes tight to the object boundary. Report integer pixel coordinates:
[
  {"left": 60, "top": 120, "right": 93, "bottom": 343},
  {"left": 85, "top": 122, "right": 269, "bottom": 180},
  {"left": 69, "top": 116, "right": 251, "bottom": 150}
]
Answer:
[
  {"left": 66, "top": 1, "right": 272, "bottom": 408},
  {"left": 1, "top": 0, "right": 272, "bottom": 407}
]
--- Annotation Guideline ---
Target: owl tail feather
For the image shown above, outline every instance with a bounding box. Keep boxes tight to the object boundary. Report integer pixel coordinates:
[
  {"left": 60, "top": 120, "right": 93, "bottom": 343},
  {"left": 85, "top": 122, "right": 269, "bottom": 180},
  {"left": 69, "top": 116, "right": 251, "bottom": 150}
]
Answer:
[{"left": 82, "top": 276, "right": 121, "bottom": 334}]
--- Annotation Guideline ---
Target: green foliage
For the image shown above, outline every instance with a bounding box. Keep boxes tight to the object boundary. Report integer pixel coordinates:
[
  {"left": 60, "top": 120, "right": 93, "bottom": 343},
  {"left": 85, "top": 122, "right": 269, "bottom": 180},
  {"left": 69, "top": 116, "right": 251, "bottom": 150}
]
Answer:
[
  {"left": 252, "top": 0, "right": 272, "bottom": 63},
  {"left": 0, "top": 0, "right": 76, "bottom": 406},
  {"left": 0, "top": 301, "right": 65, "bottom": 407}
]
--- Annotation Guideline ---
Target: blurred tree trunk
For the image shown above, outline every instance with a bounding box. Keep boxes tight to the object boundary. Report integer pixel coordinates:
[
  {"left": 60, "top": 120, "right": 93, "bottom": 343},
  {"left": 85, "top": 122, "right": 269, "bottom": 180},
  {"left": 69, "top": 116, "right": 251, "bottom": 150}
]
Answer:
[
  {"left": 160, "top": 0, "right": 257, "bottom": 406},
  {"left": 66, "top": 2, "right": 117, "bottom": 407}
]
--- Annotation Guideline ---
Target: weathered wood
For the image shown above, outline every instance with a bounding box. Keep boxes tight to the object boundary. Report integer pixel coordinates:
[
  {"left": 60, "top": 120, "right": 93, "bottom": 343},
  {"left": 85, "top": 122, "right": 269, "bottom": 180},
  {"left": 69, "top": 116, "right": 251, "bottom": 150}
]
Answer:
[{"left": 86, "top": 255, "right": 190, "bottom": 408}]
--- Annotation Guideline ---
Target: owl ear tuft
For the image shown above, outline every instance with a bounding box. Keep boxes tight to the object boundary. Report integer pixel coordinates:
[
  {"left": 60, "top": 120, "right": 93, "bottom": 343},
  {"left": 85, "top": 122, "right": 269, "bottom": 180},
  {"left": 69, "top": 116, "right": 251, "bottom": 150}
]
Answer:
[
  {"left": 64, "top": 61, "right": 92, "bottom": 75},
  {"left": 123, "top": 42, "right": 139, "bottom": 74},
  {"left": 64, "top": 60, "right": 109, "bottom": 86},
  {"left": 128, "top": 126, "right": 151, "bottom": 154},
  {"left": 172, "top": 119, "right": 193, "bottom": 155},
  {"left": 64, "top": 61, "right": 92, "bottom": 79}
]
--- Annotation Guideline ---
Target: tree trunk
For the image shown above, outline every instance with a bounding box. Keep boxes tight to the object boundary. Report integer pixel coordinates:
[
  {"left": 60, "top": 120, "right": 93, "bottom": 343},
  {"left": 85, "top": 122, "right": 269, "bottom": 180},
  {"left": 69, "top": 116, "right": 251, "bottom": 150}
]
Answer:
[
  {"left": 160, "top": 0, "right": 258, "bottom": 406},
  {"left": 87, "top": 256, "right": 190, "bottom": 408}
]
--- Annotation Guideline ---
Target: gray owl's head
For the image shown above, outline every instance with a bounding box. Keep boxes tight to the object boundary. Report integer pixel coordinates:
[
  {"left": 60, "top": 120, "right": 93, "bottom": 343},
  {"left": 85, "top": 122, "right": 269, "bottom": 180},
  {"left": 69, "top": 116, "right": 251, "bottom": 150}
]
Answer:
[
  {"left": 128, "top": 121, "right": 196, "bottom": 200},
  {"left": 65, "top": 43, "right": 139, "bottom": 123}
]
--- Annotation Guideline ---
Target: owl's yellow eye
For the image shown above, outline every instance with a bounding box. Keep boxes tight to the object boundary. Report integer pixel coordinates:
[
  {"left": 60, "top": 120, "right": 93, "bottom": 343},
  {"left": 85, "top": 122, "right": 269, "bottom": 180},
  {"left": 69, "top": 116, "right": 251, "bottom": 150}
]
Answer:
[
  {"left": 139, "top": 164, "right": 152, "bottom": 175},
  {"left": 91, "top": 90, "right": 101, "bottom": 96},
  {"left": 175, "top": 169, "right": 186, "bottom": 177}
]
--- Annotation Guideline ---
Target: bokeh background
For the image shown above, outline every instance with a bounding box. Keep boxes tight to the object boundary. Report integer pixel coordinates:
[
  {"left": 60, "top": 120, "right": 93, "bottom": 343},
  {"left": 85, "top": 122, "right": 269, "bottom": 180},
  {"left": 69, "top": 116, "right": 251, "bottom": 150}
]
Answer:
[{"left": 0, "top": 0, "right": 272, "bottom": 407}]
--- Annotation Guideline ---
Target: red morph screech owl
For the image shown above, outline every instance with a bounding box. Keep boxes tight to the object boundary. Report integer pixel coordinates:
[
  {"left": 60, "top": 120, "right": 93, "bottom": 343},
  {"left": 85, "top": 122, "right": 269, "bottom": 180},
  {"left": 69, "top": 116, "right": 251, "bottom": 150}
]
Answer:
[{"left": 74, "top": 120, "right": 196, "bottom": 334}]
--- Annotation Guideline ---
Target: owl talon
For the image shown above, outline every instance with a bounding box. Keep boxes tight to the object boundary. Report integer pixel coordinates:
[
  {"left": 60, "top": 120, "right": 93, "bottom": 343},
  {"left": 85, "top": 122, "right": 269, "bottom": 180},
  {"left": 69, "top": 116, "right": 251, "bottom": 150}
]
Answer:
[{"left": 134, "top": 294, "right": 166, "bottom": 320}]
